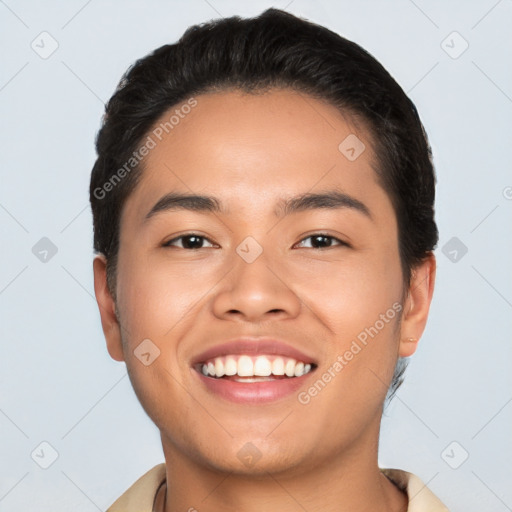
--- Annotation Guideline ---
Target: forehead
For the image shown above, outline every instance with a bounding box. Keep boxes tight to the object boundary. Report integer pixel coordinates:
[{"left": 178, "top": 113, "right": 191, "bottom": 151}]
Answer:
[{"left": 121, "top": 88, "right": 389, "bottom": 224}]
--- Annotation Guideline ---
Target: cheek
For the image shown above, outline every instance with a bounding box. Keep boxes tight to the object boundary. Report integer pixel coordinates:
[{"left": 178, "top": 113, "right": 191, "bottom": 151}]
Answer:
[
  {"left": 116, "top": 248, "right": 215, "bottom": 341},
  {"left": 289, "top": 246, "right": 403, "bottom": 335}
]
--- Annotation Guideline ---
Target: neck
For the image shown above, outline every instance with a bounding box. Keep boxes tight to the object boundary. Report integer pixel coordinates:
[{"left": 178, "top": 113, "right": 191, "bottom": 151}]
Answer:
[{"left": 159, "top": 424, "right": 407, "bottom": 512}]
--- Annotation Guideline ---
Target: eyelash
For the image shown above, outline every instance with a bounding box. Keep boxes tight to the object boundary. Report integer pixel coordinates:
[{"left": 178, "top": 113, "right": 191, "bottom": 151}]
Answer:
[{"left": 162, "top": 233, "right": 349, "bottom": 250}]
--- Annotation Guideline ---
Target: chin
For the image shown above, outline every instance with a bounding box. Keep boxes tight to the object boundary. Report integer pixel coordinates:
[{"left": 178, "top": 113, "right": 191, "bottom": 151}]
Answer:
[{"left": 190, "top": 433, "right": 316, "bottom": 477}]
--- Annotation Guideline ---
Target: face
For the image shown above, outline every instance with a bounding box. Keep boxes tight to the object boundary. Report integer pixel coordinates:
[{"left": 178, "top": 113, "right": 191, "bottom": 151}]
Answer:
[{"left": 94, "top": 88, "right": 434, "bottom": 476}]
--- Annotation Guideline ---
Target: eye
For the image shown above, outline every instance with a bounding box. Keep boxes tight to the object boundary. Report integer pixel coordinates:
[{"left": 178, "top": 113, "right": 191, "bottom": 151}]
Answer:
[
  {"left": 163, "top": 233, "right": 216, "bottom": 249},
  {"left": 294, "top": 233, "right": 349, "bottom": 249}
]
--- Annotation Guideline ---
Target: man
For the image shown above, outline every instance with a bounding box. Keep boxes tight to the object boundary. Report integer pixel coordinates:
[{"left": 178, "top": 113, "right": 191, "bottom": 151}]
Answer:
[{"left": 90, "top": 8, "right": 447, "bottom": 511}]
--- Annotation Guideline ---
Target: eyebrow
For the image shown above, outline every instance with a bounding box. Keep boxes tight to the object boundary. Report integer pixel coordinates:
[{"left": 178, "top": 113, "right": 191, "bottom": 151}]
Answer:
[{"left": 143, "top": 189, "right": 372, "bottom": 222}]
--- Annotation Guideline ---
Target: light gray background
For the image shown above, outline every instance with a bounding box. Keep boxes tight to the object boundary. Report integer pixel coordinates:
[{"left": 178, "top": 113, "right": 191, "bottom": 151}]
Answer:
[{"left": 1, "top": 1, "right": 511, "bottom": 511}]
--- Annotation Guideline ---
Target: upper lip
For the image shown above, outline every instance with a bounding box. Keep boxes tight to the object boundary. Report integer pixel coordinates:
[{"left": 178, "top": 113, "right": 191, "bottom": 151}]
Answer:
[{"left": 191, "top": 337, "right": 317, "bottom": 366}]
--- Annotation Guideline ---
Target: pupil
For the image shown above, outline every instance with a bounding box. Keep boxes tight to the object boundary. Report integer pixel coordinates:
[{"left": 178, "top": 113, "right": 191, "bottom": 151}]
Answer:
[
  {"left": 185, "top": 236, "right": 202, "bottom": 249},
  {"left": 313, "top": 235, "right": 330, "bottom": 248}
]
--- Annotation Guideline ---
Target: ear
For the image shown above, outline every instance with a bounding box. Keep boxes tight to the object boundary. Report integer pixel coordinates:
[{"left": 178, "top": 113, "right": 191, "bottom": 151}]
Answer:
[
  {"left": 399, "top": 252, "right": 436, "bottom": 357},
  {"left": 92, "top": 254, "right": 125, "bottom": 362}
]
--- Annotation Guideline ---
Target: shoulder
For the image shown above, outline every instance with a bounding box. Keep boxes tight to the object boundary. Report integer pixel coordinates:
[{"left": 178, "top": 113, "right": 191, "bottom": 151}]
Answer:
[
  {"left": 106, "top": 463, "right": 166, "bottom": 512},
  {"left": 380, "top": 468, "right": 450, "bottom": 512}
]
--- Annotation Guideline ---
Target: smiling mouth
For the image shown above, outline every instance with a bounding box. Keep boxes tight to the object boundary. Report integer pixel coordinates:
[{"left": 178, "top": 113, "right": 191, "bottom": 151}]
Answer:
[{"left": 194, "top": 354, "right": 316, "bottom": 381}]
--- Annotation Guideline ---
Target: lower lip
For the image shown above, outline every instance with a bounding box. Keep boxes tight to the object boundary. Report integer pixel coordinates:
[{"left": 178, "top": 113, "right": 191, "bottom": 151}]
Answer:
[{"left": 194, "top": 370, "right": 314, "bottom": 403}]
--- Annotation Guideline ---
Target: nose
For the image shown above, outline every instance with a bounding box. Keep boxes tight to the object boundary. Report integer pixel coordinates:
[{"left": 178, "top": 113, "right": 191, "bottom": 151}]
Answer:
[{"left": 211, "top": 247, "right": 302, "bottom": 323}]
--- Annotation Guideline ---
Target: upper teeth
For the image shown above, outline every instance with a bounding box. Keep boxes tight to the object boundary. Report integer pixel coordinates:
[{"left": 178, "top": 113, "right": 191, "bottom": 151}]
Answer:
[{"left": 200, "top": 355, "right": 313, "bottom": 378}]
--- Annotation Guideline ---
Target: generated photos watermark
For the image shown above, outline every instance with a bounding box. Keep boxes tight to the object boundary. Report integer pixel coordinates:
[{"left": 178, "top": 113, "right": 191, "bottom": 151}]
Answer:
[
  {"left": 297, "top": 302, "right": 403, "bottom": 405},
  {"left": 93, "top": 97, "right": 198, "bottom": 200}
]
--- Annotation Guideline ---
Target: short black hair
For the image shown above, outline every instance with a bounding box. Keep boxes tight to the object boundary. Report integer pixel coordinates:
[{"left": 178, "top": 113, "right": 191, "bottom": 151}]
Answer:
[{"left": 89, "top": 8, "right": 438, "bottom": 400}]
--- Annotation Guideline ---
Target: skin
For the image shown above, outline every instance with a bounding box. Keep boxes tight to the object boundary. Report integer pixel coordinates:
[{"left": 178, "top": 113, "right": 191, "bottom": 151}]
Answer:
[{"left": 93, "top": 88, "right": 436, "bottom": 512}]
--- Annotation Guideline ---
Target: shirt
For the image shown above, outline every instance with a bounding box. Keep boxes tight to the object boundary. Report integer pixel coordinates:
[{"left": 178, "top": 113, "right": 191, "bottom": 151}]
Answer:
[{"left": 107, "top": 464, "right": 450, "bottom": 511}]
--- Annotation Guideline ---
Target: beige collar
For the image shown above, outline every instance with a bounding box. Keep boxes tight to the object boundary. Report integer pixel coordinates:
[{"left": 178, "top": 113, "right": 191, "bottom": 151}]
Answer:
[{"left": 381, "top": 468, "right": 449, "bottom": 511}]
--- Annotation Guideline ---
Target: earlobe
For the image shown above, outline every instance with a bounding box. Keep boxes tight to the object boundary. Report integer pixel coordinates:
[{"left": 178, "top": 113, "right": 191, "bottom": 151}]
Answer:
[
  {"left": 92, "top": 254, "right": 125, "bottom": 362},
  {"left": 398, "top": 253, "right": 436, "bottom": 358},
  {"left": 399, "top": 337, "right": 419, "bottom": 358}
]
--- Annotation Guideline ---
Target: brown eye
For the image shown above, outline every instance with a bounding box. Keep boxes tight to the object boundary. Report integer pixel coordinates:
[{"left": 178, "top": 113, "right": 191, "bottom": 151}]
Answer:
[
  {"left": 163, "top": 234, "right": 215, "bottom": 249},
  {"left": 295, "top": 234, "right": 348, "bottom": 249}
]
